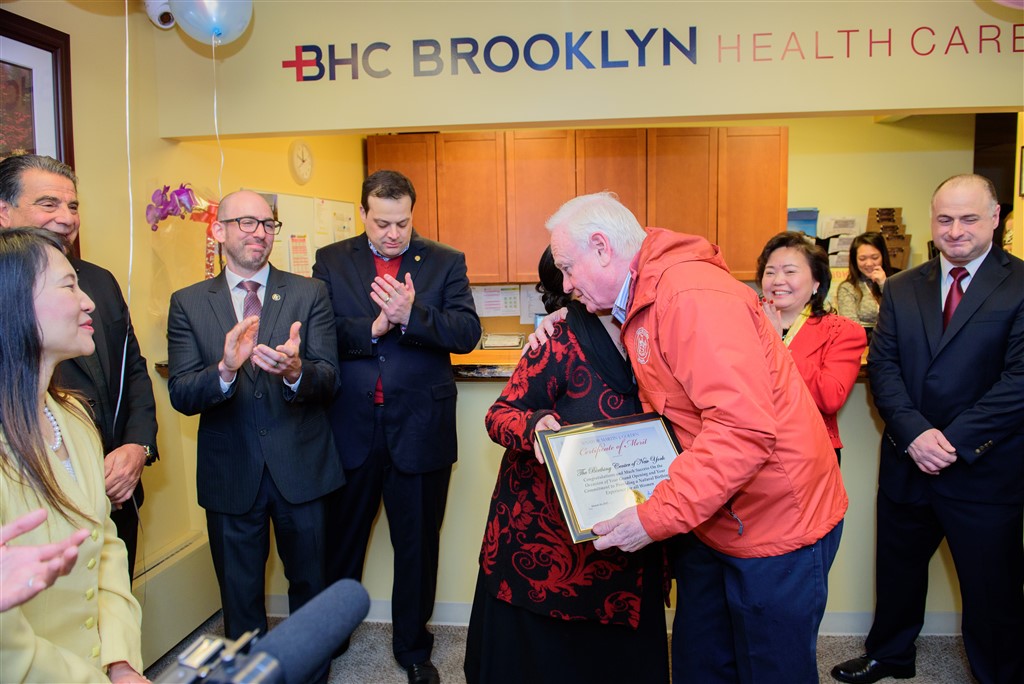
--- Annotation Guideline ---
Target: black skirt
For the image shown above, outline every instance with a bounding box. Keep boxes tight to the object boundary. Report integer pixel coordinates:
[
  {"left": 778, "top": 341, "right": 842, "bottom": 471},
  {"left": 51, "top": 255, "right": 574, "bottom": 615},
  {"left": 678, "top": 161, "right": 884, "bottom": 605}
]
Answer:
[{"left": 464, "top": 547, "right": 670, "bottom": 684}]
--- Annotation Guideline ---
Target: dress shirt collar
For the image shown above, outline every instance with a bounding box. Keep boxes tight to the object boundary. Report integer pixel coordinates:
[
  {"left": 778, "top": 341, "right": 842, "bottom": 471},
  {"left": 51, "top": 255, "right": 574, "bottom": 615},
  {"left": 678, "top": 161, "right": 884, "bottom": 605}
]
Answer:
[
  {"left": 224, "top": 264, "right": 271, "bottom": 292},
  {"left": 368, "top": 238, "right": 410, "bottom": 261},
  {"left": 939, "top": 244, "right": 991, "bottom": 284},
  {"left": 612, "top": 270, "right": 633, "bottom": 324}
]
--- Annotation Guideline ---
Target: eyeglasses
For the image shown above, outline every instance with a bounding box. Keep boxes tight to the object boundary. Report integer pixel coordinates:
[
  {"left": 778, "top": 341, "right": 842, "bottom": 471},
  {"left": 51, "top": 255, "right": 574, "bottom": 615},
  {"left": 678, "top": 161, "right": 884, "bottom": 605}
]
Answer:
[{"left": 220, "top": 216, "right": 283, "bottom": 234}]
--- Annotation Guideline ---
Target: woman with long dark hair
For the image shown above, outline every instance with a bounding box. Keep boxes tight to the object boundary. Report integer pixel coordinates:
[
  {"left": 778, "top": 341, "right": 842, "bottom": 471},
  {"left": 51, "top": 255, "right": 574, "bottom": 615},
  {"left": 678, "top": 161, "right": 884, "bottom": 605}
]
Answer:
[
  {"left": 0, "top": 228, "right": 146, "bottom": 682},
  {"left": 836, "top": 231, "right": 900, "bottom": 335},
  {"left": 758, "top": 231, "right": 867, "bottom": 462}
]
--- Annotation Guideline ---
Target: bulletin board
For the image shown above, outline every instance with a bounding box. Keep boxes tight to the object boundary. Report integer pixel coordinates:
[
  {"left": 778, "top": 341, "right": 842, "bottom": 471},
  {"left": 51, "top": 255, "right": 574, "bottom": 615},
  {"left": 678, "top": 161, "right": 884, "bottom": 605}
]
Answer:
[{"left": 250, "top": 190, "right": 356, "bottom": 277}]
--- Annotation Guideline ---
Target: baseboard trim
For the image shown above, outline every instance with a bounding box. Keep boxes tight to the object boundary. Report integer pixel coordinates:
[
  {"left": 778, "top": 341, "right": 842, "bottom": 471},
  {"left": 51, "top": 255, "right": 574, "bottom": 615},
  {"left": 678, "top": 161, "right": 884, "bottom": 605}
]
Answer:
[
  {"left": 819, "top": 611, "right": 962, "bottom": 636},
  {"left": 135, "top": 537, "right": 221, "bottom": 667},
  {"left": 266, "top": 597, "right": 963, "bottom": 636}
]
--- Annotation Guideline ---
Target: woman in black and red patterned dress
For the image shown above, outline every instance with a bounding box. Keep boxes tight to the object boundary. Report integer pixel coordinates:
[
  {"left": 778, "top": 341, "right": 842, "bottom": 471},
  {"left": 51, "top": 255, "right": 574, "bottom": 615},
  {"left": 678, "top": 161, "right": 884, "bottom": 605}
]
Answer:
[{"left": 464, "top": 248, "right": 669, "bottom": 684}]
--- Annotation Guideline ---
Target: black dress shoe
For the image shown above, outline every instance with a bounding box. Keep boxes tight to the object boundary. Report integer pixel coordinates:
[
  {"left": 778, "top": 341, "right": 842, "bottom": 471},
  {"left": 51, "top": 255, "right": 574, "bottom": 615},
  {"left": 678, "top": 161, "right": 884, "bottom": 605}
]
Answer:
[
  {"left": 831, "top": 655, "right": 915, "bottom": 683},
  {"left": 407, "top": 660, "right": 440, "bottom": 684}
]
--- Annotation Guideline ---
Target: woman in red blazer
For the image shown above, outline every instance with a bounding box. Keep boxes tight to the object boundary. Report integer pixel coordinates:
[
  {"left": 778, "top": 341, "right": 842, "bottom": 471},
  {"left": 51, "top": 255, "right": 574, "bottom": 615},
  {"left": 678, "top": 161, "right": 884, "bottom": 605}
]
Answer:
[{"left": 758, "top": 232, "right": 867, "bottom": 462}]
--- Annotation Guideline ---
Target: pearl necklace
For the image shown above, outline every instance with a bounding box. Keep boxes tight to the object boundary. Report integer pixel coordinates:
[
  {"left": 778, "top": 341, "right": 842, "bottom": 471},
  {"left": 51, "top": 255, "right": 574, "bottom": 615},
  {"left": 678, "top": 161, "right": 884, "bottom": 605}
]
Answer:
[{"left": 42, "top": 406, "right": 63, "bottom": 452}]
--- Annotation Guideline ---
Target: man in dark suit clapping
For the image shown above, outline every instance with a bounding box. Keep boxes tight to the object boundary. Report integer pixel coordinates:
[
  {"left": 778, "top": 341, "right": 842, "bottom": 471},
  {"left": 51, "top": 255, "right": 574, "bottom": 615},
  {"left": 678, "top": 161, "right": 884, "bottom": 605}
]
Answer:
[
  {"left": 0, "top": 154, "right": 158, "bottom": 583},
  {"left": 167, "top": 190, "right": 343, "bottom": 641},
  {"left": 313, "top": 170, "right": 481, "bottom": 684},
  {"left": 832, "top": 174, "right": 1024, "bottom": 684}
]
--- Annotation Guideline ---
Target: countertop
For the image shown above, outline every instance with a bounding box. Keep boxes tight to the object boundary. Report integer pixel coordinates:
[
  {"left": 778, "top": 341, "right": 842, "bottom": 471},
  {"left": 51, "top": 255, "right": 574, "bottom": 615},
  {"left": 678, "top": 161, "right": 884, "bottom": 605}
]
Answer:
[
  {"left": 157, "top": 346, "right": 862, "bottom": 381},
  {"left": 451, "top": 348, "right": 520, "bottom": 380}
]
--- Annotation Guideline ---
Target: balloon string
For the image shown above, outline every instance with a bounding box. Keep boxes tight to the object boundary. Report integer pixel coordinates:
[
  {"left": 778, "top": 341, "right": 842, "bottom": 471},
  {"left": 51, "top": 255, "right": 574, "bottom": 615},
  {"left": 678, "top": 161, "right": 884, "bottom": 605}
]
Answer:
[
  {"left": 115, "top": 0, "right": 132, "bottom": 458},
  {"left": 212, "top": 35, "right": 223, "bottom": 200}
]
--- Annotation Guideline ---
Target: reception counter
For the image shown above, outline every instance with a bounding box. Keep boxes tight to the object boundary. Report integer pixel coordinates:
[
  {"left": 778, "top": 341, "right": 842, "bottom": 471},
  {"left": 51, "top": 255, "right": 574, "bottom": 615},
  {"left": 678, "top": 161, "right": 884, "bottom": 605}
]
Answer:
[
  {"left": 288, "top": 358, "right": 964, "bottom": 635},
  {"left": 160, "top": 340, "right": 961, "bottom": 637},
  {"left": 450, "top": 348, "right": 518, "bottom": 380}
]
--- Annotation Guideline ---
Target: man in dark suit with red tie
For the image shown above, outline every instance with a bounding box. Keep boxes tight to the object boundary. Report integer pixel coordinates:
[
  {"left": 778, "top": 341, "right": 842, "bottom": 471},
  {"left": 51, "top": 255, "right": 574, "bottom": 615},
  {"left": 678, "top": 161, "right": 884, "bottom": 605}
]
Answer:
[
  {"left": 167, "top": 190, "right": 343, "bottom": 643},
  {"left": 313, "top": 170, "right": 481, "bottom": 684},
  {"left": 832, "top": 174, "right": 1024, "bottom": 684}
]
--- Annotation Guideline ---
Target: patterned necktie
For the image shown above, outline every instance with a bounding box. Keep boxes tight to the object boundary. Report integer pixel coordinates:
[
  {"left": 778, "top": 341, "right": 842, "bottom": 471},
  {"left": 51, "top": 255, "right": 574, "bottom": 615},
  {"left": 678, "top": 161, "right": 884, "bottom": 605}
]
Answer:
[
  {"left": 942, "top": 267, "right": 968, "bottom": 330},
  {"left": 239, "top": 280, "right": 262, "bottom": 366}
]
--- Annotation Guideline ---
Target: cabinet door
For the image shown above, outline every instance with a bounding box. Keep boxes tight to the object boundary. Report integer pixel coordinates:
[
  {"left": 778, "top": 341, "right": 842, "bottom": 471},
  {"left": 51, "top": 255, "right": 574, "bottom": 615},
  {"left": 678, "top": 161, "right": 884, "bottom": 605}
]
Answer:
[
  {"left": 366, "top": 134, "right": 438, "bottom": 240},
  {"left": 505, "top": 130, "right": 576, "bottom": 283},
  {"left": 575, "top": 129, "right": 647, "bottom": 224},
  {"left": 716, "top": 127, "right": 789, "bottom": 280},
  {"left": 436, "top": 132, "right": 508, "bottom": 283},
  {"left": 647, "top": 128, "right": 718, "bottom": 242}
]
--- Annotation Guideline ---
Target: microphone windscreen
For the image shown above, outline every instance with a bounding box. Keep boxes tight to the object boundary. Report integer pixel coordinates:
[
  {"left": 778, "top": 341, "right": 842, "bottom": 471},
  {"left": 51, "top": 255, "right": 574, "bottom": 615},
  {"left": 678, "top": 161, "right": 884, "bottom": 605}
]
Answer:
[{"left": 252, "top": 579, "right": 370, "bottom": 684}]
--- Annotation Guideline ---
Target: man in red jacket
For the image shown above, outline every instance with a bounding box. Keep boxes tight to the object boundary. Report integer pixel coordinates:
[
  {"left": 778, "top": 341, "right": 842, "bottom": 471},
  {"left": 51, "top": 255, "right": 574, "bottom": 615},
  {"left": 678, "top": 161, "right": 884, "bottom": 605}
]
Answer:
[{"left": 545, "top": 192, "right": 847, "bottom": 683}]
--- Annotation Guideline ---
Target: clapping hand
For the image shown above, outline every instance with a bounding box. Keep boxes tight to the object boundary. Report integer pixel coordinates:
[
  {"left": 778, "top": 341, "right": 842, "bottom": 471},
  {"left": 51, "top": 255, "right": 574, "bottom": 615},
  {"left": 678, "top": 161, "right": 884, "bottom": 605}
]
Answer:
[
  {"left": 219, "top": 315, "right": 259, "bottom": 381},
  {"left": 252, "top": 321, "right": 303, "bottom": 383}
]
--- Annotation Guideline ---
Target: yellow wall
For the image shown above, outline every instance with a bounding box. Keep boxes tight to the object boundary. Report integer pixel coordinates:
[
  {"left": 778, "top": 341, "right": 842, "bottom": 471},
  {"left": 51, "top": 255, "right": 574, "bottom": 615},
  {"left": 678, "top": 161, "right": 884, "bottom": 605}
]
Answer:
[
  {"left": 3, "top": 0, "right": 1017, "bottom": 660},
  {"left": 1014, "top": 113, "right": 1023, "bottom": 259}
]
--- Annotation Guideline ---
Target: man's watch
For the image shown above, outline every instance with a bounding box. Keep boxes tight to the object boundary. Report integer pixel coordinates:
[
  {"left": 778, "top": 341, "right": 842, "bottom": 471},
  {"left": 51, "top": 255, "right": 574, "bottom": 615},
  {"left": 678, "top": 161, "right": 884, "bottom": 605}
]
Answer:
[{"left": 140, "top": 444, "right": 157, "bottom": 466}]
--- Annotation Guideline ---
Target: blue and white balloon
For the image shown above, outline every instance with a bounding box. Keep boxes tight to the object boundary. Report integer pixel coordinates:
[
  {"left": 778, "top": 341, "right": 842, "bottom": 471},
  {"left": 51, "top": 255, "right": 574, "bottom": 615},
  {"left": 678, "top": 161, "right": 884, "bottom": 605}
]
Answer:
[{"left": 169, "top": 0, "right": 253, "bottom": 46}]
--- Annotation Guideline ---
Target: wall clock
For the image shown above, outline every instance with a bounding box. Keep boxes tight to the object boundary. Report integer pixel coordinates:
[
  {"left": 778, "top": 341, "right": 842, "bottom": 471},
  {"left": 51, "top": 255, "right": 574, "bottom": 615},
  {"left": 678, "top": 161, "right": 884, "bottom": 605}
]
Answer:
[{"left": 289, "top": 139, "right": 313, "bottom": 184}]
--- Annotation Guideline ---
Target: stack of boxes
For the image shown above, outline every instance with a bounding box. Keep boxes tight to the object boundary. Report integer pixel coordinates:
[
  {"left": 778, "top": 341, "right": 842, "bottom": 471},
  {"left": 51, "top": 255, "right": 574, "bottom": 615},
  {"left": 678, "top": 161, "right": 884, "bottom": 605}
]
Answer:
[{"left": 866, "top": 207, "right": 910, "bottom": 270}]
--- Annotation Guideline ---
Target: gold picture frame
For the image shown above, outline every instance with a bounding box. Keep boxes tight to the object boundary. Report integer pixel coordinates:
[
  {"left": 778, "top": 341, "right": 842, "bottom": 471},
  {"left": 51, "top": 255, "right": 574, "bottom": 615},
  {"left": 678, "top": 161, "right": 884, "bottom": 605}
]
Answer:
[{"left": 537, "top": 412, "right": 680, "bottom": 543}]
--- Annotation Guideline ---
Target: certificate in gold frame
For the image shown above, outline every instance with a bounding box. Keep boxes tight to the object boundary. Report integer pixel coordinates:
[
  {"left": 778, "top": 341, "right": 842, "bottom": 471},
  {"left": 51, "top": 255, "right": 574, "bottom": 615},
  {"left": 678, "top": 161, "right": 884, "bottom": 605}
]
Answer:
[{"left": 538, "top": 412, "right": 681, "bottom": 544}]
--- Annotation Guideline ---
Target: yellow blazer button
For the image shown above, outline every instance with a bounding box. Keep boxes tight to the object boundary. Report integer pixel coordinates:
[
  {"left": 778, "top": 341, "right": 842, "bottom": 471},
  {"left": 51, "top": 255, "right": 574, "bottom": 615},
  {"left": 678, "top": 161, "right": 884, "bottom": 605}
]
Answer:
[
  {"left": 87, "top": 558, "right": 97, "bottom": 569},
  {"left": 91, "top": 645, "right": 101, "bottom": 658},
  {"left": 84, "top": 616, "right": 96, "bottom": 629},
  {"left": 85, "top": 588, "right": 95, "bottom": 600},
  {"left": 90, "top": 528, "right": 100, "bottom": 541}
]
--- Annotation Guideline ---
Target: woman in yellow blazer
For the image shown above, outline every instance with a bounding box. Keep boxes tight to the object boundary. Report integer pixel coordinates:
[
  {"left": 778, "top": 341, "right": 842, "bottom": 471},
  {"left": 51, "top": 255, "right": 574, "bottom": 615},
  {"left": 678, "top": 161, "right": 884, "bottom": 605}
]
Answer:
[{"left": 0, "top": 228, "right": 146, "bottom": 683}]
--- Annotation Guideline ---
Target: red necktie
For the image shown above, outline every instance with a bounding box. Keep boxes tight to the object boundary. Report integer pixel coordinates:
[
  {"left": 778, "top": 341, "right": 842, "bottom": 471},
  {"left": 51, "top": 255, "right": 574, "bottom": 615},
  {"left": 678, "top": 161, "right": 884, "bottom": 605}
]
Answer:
[
  {"left": 239, "top": 280, "right": 262, "bottom": 366},
  {"left": 942, "top": 267, "right": 968, "bottom": 330}
]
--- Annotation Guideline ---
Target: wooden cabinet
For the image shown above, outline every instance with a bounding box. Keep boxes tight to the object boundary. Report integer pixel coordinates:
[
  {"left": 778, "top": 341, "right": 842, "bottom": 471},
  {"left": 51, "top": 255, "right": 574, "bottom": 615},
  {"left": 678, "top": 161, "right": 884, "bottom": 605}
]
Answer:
[
  {"left": 648, "top": 126, "right": 788, "bottom": 278},
  {"left": 366, "top": 125, "right": 787, "bottom": 283},
  {"left": 647, "top": 128, "right": 718, "bottom": 242},
  {"left": 505, "top": 130, "right": 576, "bottom": 282},
  {"left": 436, "top": 132, "right": 508, "bottom": 283},
  {"left": 716, "top": 127, "right": 788, "bottom": 280},
  {"left": 366, "top": 134, "right": 438, "bottom": 240},
  {"left": 575, "top": 129, "right": 647, "bottom": 224}
]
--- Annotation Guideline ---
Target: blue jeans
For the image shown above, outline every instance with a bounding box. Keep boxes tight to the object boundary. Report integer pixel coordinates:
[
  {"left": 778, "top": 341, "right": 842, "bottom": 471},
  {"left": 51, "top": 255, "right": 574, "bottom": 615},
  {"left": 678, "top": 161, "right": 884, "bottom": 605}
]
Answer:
[{"left": 671, "top": 521, "right": 843, "bottom": 684}]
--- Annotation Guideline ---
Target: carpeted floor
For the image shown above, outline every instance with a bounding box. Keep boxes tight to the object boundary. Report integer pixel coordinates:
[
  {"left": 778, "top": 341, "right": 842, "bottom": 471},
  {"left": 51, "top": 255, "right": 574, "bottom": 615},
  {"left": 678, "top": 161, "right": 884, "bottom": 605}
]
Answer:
[{"left": 146, "top": 613, "right": 973, "bottom": 683}]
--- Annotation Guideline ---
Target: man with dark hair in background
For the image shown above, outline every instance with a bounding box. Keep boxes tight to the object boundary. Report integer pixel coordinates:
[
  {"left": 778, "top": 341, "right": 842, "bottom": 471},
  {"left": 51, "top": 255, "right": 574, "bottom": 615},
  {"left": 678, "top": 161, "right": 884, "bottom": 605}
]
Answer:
[
  {"left": 313, "top": 170, "right": 481, "bottom": 684},
  {"left": 0, "top": 154, "right": 158, "bottom": 582}
]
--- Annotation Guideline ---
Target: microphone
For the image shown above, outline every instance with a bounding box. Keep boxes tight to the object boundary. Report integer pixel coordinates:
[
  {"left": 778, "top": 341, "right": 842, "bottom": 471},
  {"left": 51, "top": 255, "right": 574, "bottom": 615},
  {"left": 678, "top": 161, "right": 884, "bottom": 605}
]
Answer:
[
  {"left": 252, "top": 578, "right": 370, "bottom": 684},
  {"left": 154, "top": 579, "right": 370, "bottom": 684}
]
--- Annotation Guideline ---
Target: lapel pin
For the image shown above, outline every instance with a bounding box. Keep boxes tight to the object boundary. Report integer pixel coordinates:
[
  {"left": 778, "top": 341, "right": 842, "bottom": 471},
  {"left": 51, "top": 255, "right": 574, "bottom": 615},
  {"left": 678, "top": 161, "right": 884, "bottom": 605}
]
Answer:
[
  {"left": 272, "top": 293, "right": 282, "bottom": 301},
  {"left": 415, "top": 255, "right": 421, "bottom": 262}
]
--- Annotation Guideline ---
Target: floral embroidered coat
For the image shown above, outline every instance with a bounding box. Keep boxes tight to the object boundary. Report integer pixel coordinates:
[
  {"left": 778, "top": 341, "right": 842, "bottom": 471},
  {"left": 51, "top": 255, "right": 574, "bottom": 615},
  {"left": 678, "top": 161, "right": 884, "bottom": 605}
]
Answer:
[{"left": 480, "top": 320, "right": 654, "bottom": 628}]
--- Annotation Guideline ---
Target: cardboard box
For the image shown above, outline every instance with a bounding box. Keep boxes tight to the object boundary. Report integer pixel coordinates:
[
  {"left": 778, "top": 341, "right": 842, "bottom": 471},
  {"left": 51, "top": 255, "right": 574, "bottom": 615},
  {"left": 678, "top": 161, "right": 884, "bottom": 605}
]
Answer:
[
  {"left": 882, "top": 233, "right": 910, "bottom": 249},
  {"left": 868, "top": 207, "right": 903, "bottom": 223},
  {"left": 888, "top": 247, "right": 909, "bottom": 270},
  {"left": 866, "top": 221, "right": 907, "bottom": 235},
  {"left": 883, "top": 232, "right": 911, "bottom": 269}
]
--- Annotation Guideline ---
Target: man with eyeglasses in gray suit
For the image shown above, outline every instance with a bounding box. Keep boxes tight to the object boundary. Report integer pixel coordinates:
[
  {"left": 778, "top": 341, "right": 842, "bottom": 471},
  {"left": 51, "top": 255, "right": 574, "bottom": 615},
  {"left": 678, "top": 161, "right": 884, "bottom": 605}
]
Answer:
[{"left": 167, "top": 190, "right": 343, "bottom": 656}]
